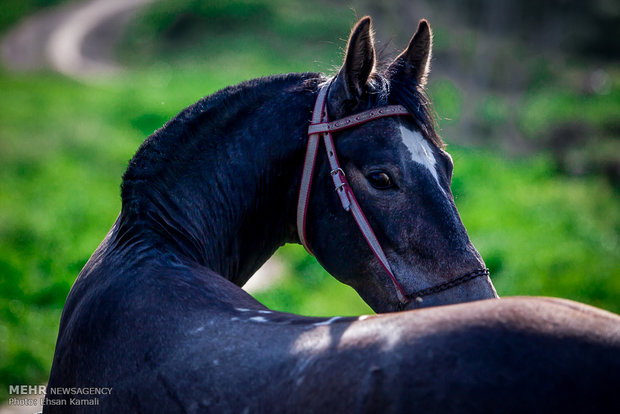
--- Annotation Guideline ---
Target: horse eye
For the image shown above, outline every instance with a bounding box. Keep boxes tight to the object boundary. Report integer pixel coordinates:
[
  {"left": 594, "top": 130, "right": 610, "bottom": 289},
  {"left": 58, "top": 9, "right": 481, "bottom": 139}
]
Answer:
[{"left": 367, "top": 171, "right": 394, "bottom": 189}]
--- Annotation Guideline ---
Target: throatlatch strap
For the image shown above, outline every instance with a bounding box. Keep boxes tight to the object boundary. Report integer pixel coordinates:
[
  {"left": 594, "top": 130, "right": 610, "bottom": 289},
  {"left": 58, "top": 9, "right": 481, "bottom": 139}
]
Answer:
[{"left": 296, "top": 82, "right": 410, "bottom": 305}]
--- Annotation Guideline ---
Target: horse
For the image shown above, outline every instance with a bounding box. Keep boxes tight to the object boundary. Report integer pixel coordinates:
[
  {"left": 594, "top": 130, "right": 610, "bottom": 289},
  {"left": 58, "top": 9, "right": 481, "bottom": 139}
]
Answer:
[{"left": 45, "top": 17, "right": 620, "bottom": 413}]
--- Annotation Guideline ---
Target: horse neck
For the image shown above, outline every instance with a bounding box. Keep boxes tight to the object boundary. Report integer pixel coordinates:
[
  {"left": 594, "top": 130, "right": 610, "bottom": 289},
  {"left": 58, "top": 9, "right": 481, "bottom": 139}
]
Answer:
[{"left": 116, "top": 74, "right": 320, "bottom": 286}]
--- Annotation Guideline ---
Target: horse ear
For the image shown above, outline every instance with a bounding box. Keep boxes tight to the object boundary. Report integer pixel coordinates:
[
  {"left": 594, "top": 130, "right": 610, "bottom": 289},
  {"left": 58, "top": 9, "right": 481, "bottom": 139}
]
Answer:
[
  {"left": 328, "top": 16, "right": 376, "bottom": 115},
  {"left": 388, "top": 19, "right": 433, "bottom": 87}
]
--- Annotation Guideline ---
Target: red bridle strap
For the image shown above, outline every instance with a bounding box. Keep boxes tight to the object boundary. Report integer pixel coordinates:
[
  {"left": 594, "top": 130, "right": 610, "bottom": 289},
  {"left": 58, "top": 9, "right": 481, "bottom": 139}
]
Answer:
[{"left": 296, "top": 83, "right": 410, "bottom": 305}]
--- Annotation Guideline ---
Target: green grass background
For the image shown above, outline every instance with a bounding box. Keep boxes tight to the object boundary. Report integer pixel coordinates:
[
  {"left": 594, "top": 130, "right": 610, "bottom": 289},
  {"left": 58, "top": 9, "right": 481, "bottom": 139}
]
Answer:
[{"left": 0, "top": 0, "right": 618, "bottom": 400}]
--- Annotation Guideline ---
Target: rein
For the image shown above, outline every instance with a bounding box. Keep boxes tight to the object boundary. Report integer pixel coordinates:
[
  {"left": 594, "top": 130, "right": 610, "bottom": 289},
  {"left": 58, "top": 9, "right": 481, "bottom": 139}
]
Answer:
[{"left": 296, "top": 81, "right": 489, "bottom": 306}]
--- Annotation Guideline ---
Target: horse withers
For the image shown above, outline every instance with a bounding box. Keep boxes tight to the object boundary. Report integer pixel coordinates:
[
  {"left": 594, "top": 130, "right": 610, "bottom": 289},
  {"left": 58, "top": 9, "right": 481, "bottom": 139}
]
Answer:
[{"left": 45, "top": 16, "right": 620, "bottom": 413}]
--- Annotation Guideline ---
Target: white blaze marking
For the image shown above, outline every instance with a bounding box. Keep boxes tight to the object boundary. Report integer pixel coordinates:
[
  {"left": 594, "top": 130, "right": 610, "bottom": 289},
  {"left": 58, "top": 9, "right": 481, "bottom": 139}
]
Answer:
[{"left": 398, "top": 124, "right": 441, "bottom": 186}]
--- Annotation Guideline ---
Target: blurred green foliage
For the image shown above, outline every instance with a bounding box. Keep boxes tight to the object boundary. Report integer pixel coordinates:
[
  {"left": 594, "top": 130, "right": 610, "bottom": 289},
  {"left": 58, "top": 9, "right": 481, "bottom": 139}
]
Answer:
[
  {"left": 519, "top": 86, "right": 620, "bottom": 137},
  {"left": 0, "top": 0, "right": 619, "bottom": 402}
]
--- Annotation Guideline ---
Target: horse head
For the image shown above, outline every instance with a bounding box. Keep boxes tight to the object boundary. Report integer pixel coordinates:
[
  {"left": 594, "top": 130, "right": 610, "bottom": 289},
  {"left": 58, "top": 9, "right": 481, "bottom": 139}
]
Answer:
[{"left": 302, "top": 17, "right": 498, "bottom": 312}]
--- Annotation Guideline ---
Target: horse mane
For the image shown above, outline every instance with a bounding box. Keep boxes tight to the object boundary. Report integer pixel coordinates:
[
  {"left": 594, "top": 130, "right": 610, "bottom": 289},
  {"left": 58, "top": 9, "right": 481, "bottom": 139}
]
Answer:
[{"left": 120, "top": 72, "right": 320, "bottom": 206}]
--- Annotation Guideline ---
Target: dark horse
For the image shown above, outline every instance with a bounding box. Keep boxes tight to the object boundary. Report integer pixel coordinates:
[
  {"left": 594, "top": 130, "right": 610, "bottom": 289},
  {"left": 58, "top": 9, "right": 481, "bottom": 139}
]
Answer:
[{"left": 46, "top": 17, "right": 620, "bottom": 413}]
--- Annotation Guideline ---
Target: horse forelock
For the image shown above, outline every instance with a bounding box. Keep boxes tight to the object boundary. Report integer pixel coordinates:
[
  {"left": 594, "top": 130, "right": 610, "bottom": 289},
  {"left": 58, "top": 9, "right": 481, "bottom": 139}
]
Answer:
[
  {"left": 323, "top": 63, "right": 442, "bottom": 151},
  {"left": 371, "top": 68, "right": 443, "bottom": 150},
  {"left": 382, "top": 78, "right": 445, "bottom": 149}
]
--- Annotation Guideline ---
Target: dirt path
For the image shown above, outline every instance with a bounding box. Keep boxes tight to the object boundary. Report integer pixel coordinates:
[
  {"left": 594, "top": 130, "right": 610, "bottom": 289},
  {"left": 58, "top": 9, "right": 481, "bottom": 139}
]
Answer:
[{"left": 1, "top": 0, "right": 154, "bottom": 78}]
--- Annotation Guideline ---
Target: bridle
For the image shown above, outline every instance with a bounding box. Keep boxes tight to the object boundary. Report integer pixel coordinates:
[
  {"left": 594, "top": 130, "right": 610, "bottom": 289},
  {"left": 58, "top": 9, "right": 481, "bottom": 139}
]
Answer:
[{"left": 296, "top": 80, "right": 489, "bottom": 307}]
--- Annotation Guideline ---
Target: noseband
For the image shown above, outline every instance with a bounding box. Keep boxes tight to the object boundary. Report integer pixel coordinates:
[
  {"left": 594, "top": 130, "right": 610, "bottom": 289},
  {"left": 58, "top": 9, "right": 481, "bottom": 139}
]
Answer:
[{"left": 296, "top": 81, "right": 489, "bottom": 306}]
